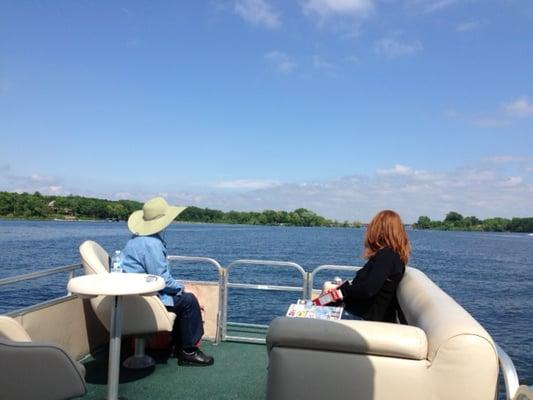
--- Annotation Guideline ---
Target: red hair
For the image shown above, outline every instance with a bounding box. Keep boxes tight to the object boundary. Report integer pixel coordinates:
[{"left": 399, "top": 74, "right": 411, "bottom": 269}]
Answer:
[{"left": 364, "top": 210, "right": 410, "bottom": 264}]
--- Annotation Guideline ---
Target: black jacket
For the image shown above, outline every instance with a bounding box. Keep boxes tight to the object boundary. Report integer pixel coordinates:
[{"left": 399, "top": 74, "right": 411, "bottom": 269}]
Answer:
[{"left": 339, "top": 247, "right": 405, "bottom": 322}]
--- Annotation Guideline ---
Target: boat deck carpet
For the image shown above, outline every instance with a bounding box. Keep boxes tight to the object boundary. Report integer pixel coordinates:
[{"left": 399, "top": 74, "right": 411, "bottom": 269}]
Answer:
[{"left": 78, "top": 340, "right": 268, "bottom": 400}]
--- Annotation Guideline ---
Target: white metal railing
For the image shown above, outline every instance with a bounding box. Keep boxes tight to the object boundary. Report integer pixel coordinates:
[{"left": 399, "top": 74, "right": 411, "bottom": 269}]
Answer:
[
  {"left": 496, "top": 343, "right": 533, "bottom": 400},
  {"left": 0, "top": 264, "right": 80, "bottom": 288},
  {"left": 223, "top": 259, "right": 307, "bottom": 343},
  {"left": 498, "top": 343, "right": 521, "bottom": 400},
  {"left": 0, "top": 264, "right": 82, "bottom": 313}
]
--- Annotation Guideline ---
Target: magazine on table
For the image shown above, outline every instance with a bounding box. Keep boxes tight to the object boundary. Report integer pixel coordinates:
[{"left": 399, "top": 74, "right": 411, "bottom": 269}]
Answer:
[{"left": 286, "top": 299, "right": 343, "bottom": 320}]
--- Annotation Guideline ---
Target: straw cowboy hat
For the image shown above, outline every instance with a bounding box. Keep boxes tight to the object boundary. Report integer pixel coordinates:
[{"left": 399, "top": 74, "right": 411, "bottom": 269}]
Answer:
[{"left": 128, "top": 197, "right": 187, "bottom": 236}]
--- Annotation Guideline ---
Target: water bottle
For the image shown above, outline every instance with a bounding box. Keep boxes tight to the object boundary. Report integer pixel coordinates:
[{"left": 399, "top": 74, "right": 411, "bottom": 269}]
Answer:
[{"left": 111, "top": 250, "right": 123, "bottom": 273}]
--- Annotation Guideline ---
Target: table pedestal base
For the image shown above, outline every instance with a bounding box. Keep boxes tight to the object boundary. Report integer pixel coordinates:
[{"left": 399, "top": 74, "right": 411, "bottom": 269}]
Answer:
[
  {"left": 106, "top": 296, "right": 123, "bottom": 400},
  {"left": 123, "top": 337, "right": 155, "bottom": 369}
]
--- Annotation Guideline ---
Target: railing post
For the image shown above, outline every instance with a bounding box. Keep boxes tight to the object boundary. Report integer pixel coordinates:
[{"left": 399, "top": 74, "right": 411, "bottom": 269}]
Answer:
[
  {"left": 215, "top": 268, "right": 228, "bottom": 344},
  {"left": 67, "top": 270, "right": 74, "bottom": 295},
  {"left": 221, "top": 267, "right": 229, "bottom": 342},
  {"left": 304, "top": 272, "right": 312, "bottom": 300}
]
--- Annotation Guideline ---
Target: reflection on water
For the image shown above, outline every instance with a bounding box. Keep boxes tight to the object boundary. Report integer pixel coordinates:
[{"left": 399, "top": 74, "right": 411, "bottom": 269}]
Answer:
[{"left": 0, "top": 220, "right": 532, "bottom": 385}]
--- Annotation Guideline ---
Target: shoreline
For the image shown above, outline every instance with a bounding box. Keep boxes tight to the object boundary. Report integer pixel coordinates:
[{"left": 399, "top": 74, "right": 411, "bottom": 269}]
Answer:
[
  {"left": 2, "top": 217, "right": 531, "bottom": 234},
  {"left": 0, "top": 217, "right": 357, "bottom": 229}
]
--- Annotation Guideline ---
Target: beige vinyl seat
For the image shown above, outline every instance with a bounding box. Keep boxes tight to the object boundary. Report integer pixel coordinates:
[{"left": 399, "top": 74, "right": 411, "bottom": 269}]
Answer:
[
  {"left": 266, "top": 267, "right": 499, "bottom": 400},
  {"left": 0, "top": 315, "right": 86, "bottom": 400},
  {"left": 79, "top": 240, "right": 176, "bottom": 369}
]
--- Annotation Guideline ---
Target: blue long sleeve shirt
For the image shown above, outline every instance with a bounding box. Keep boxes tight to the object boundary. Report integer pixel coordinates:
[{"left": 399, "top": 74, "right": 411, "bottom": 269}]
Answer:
[{"left": 121, "top": 234, "right": 183, "bottom": 306}]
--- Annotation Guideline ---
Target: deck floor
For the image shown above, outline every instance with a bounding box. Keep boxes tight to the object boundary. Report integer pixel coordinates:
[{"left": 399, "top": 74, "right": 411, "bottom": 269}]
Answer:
[{"left": 79, "top": 340, "right": 268, "bottom": 400}]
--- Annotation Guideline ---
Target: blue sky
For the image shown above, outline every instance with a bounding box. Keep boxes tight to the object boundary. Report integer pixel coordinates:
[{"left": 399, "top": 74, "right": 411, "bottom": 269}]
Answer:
[{"left": 1, "top": 0, "right": 532, "bottom": 222}]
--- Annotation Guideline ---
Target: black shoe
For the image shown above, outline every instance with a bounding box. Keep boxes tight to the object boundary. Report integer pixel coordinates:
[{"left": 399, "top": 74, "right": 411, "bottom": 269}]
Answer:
[{"left": 177, "top": 348, "right": 214, "bottom": 366}]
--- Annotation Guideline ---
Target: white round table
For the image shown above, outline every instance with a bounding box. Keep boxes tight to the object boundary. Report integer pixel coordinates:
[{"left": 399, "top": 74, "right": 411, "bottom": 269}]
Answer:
[{"left": 68, "top": 273, "right": 165, "bottom": 400}]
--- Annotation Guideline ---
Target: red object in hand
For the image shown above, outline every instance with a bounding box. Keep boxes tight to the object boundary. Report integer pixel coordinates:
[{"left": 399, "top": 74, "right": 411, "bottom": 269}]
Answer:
[{"left": 312, "top": 289, "right": 341, "bottom": 306}]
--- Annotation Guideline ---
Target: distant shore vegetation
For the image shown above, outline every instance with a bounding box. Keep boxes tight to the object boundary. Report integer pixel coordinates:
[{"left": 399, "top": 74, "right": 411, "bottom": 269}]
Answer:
[
  {"left": 0, "top": 191, "right": 361, "bottom": 228},
  {"left": 413, "top": 211, "right": 533, "bottom": 233}
]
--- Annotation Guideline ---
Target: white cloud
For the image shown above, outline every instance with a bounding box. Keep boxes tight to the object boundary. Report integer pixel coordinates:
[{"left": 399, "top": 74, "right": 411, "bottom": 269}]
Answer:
[
  {"left": 214, "top": 179, "right": 280, "bottom": 190},
  {"left": 312, "top": 55, "right": 340, "bottom": 75},
  {"left": 503, "top": 97, "right": 533, "bottom": 118},
  {"left": 0, "top": 167, "right": 62, "bottom": 195},
  {"left": 482, "top": 155, "right": 533, "bottom": 164},
  {"left": 406, "top": 0, "right": 458, "bottom": 13},
  {"left": 48, "top": 186, "right": 62, "bottom": 193},
  {"left": 377, "top": 164, "right": 412, "bottom": 176},
  {"left": 446, "top": 96, "right": 533, "bottom": 129},
  {"left": 445, "top": 110, "right": 510, "bottom": 128},
  {"left": 301, "top": 0, "right": 375, "bottom": 18},
  {"left": 155, "top": 160, "right": 533, "bottom": 223},
  {"left": 346, "top": 55, "right": 359, "bottom": 64},
  {"left": 499, "top": 176, "right": 523, "bottom": 187},
  {"left": 30, "top": 174, "right": 57, "bottom": 184},
  {"left": 264, "top": 50, "right": 297, "bottom": 74},
  {"left": 3, "top": 161, "right": 533, "bottom": 223},
  {"left": 456, "top": 20, "right": 483, "bottom": 32},
  {"left": 126, "top": 38, "right": 143, "bottom": 49},
  {"left": 374, "top": 38, "right": 423, "bottom": 58},
  {"left": 234, "top": 0, "right": 281, "bottom": 29},
  {"left": 424, "top": 0, "right": 457, "bottom": 12},
  {"left": 470, "top": 117, "right": 511, "bottom": 128}
]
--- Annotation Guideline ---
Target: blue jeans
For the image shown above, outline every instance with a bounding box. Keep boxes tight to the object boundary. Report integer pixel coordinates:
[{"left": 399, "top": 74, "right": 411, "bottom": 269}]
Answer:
[{"left": 166, "top": 292, "right": 204, "bottom": 349}]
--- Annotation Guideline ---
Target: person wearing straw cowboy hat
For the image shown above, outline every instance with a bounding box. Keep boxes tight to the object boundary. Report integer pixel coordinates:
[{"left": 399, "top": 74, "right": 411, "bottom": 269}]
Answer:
[{"left": 121, "top": 197, "right": 214, "bottom": 366}]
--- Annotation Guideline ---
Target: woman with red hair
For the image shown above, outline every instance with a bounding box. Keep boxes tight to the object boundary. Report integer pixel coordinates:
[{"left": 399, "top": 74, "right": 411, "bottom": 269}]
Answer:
[{"left": 326, "top": 210, "right": 410, "bottom": 322}]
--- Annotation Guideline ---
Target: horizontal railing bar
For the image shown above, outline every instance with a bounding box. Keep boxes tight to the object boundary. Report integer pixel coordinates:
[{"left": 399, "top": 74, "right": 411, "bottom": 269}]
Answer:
[
  {"left": 226, "top": 259, "right": 306, "bottom": 274},
  {"left": 227, "top": 322, "right": 269, "bottom": 329},
  {"left": 6, "top": 295, "right": 73, "bottom": 317},
  {"left": 167, "top": 255, "right": 223, "bottom": 271},
  {"left": 0, "top": 264, "right": 81, "bottom": 287},
  {"left": 224, "top": 336, "right": 266, "bottom": 344},
  {"left": 227, "top": 283, "right": 304, "bottom": 292},
  {"left": 226, "top": 326, "right": 269, "bottom": 334}
]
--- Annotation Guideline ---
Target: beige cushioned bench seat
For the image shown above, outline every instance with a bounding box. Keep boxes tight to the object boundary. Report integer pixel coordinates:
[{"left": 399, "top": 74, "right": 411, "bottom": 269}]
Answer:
[{"left": 266, "top": 267, "right": 499, "bottom": 400}]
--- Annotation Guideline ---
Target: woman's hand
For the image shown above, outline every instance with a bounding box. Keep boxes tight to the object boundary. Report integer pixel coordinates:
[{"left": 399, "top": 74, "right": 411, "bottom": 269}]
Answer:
[
  {"left": 321, "top": 281, "right": 339, "bottom": 295},
  {"left": 313, "top": 288, "right": 343, "bottom": 306},
  {"left": 329, "top": 288, "right": 343, "bottom": 301}
]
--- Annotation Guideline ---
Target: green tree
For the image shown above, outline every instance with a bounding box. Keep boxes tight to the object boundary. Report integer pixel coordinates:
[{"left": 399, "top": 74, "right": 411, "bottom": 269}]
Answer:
[
  {"left": 415, "top": 216, "right": 432, "bottom": 229},
  {"left": 444, "top": 211, "right": 463, "bottom": 223}
]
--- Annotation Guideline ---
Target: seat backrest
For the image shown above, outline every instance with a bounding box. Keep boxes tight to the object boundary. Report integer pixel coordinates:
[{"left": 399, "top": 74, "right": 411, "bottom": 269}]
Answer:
[
  {"left": 0, "top": 339, "right": 86, "bottom": 400},
  {"left": 397, "top": 267, "right": 498, "bottom": 400},
  {"left": 80, "top": 240, "right": 109, "bottom": 274},
  {"left": 78, "top": 240, "right": 176, "bottom": 335},
  {"left": 397, "top": 268, "right": 495, "bottom": 362},
  {"left": 0, "top": 315, "right": 87, "bottom": 400}
]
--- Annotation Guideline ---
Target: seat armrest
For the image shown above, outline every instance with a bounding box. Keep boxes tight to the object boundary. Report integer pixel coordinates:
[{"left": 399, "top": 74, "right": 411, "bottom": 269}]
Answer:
[
  {"left": 0, "top": 315, "right": 32, "bottom": 342},
  {"left": 267, "top": 317, "right": 428, "bottom": 361}
]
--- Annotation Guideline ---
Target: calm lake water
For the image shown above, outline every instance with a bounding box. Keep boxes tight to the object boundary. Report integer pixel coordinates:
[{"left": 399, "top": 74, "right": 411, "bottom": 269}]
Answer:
[{"left": 1, "top": 220, "right": 532, "bottom": 385}]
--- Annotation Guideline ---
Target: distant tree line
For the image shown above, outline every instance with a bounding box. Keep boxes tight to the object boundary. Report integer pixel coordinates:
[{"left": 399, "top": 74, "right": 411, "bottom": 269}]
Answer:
[
  {"left": 178, "top": 206, "right": 356, "bottom": 227},
  {"left": 0, "top": 191, "right": 143, "bottom": 220},
  {"left": 0, "top": 191, "right": 358, "bottom": 228},
  {"left": 413, "top": 211, "right": 533, "bottom": 233}
]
